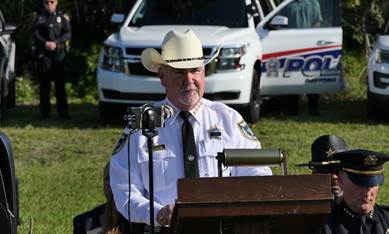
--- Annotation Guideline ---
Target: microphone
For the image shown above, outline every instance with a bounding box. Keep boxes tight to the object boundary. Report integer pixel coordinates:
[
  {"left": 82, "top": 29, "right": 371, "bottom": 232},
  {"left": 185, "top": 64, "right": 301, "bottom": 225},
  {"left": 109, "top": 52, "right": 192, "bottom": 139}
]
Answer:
[
  {"left": 217, "top": 149, "right": 284, "bottom": 166},
  {"left": 126, "top": 103, "right": 175, "bottom": 129}
]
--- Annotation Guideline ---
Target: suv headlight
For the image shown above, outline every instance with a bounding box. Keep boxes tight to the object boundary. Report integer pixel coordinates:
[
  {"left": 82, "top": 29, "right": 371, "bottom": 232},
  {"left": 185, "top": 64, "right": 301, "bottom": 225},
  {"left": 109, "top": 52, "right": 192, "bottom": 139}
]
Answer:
[
  {"left": 375, "top": 48, "right": 389, "bottom": 64},
  {"left": 216, "top": 46, "right": 246, "bottom": 71},
  {"left": 101, "top": 45, "right": 126, "bottom": 72},
  {"left": 375, "top": 48, "right": 382, "bottom": 64}
]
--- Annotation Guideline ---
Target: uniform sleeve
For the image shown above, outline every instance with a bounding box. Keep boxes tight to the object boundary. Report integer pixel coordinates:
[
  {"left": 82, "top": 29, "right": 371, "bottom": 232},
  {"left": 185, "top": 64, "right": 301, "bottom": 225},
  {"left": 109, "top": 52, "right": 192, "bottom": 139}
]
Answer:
[
  {"left": 223, "top": 109, "right": 273, "bottom": 176},
  {"left": 32, "top": 17, "right": 46, "bottom": 48},
  {"left": 56, "top": 15, "right": 71, "bottom": 44},
  {"left": 109, "top": 132, "right": 164, "bottom": 225},
  {"left": 312, "top": 0, "right": 323, "bottom": 25}
]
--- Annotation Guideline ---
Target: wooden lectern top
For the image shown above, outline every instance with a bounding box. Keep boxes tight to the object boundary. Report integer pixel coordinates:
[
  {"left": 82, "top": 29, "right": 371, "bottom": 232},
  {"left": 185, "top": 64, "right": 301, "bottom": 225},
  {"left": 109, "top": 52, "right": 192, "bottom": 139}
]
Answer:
[{"left": 170, "top": 174, "right": 332, "bottom": 234}]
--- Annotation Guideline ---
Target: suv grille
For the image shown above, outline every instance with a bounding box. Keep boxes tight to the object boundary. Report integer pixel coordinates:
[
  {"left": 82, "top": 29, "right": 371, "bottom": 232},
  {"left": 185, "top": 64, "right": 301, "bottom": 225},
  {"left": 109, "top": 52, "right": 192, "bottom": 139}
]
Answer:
[
  {"left": 373, "top": 72, "right": 389, "bottom": 89},
  {"left": 124, "top": 47, "right": 216, "bottom": 76},
  {"left": 381, "top": 50, "right": 389, "bottom": 63}
]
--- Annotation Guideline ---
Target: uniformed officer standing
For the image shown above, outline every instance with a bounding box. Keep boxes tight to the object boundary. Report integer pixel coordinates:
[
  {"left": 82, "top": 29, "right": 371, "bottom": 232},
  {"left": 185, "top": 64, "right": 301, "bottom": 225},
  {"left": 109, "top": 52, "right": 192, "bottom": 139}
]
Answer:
[
  {"left": 109, "top": 29, "right": 272, "bottom": 234},
  {"left": 322, "top": 149, "right": 389, "bottom": 234},
  {"left": 297, "top": 134, "right": 348, "bottom": 204},
  {"left": 283, "top": 0, "right": 322, "bottom": 116},
  {"left": 32, "top": 0, "right": 71, "bottom": 119}
]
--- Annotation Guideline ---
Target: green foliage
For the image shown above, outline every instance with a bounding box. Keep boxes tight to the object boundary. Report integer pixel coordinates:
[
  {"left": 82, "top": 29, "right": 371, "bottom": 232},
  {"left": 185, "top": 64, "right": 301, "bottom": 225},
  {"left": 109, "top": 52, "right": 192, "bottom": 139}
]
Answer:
[
  {"left": 66, "top": 43, "right": 101, "bottom": 102},
  {"left": 343, "top": 0, "right": 388, "bottom": 54},
  {"left": 15, "top": 77, "right": 38, "bottom": 104}
]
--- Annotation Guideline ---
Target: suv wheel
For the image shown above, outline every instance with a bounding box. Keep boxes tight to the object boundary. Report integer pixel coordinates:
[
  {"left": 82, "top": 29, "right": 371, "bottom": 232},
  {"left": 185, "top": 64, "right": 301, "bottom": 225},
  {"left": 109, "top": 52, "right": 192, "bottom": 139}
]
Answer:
[
  {"left": 99, "top": 101, "right": 113, "bottom": 124},
  {"left": 7, "top": 78, "right": 16, "bottom": 108},
  {"left": 367, "top": 91, "right": 379, "bottom": 119},
  {"left": 0, "top": 93, "right": 7, "bottom": 121},
  {"left": 240, "top": 71, "right": 261, "bottom": 123}
]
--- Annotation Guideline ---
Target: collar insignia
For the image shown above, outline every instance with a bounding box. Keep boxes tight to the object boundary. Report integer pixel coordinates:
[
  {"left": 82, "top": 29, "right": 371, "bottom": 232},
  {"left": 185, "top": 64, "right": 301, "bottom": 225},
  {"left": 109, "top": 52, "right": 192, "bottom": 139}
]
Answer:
[
  {"left": 368, "top": 209, "right": 374, "bottom": 219},
  {"left": 56, "top": 16, "right": 62, "bottom": 23},
  {"left": 364, "top": 155, "right": 378, "bottom": 166},
  {"left": 342, "top": 207, "right": 355, "bottom": 219},
  {"left": 208, "top": 126, "right": 222, "bottom": 139}
]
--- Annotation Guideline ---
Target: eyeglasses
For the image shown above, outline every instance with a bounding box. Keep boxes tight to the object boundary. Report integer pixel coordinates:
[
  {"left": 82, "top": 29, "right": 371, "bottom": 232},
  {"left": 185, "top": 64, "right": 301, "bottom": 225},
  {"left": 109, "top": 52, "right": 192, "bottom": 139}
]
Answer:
[{"left": 44, "top": 1, "right": 56, "bottom": 4}]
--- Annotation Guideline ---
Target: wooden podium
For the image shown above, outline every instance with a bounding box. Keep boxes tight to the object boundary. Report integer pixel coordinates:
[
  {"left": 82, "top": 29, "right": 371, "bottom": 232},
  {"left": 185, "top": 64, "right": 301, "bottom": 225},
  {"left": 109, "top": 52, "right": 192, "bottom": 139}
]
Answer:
[{"left": 169, "top": 175, "right": 332, "bottom": 234}]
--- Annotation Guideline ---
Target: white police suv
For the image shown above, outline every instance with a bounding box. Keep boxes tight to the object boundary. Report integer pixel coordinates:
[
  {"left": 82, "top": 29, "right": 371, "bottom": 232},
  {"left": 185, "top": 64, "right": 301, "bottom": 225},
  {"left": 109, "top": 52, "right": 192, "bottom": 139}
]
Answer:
[
  {"left": 97, "top": 0, "right": 344, "bottom": 123},
  {"left": 367, "top": 30, "right": 389, "bottom": 118},
  {"left": 0, "top": 8, "right": 16, "bottom": 121}
]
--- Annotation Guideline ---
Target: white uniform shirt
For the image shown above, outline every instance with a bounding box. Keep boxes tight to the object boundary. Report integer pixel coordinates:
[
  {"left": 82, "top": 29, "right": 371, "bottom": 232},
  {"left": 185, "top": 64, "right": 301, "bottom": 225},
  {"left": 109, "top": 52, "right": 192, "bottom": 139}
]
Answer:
[{"left": 110, "top": 98, "right": 272, "bottom": 225}]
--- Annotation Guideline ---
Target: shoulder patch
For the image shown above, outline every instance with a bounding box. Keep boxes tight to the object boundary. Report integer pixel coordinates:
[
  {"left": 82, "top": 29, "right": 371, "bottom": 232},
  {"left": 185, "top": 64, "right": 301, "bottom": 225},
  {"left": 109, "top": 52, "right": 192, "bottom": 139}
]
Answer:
[
  {"left": 63, "top": 14, "right": 70, "bottom": 21},
  {"left": 237, "top": 120, "right": 257, "bottom": 141},
  {"left": 112, "top": 133, "right": 129, "bottom": 155}
]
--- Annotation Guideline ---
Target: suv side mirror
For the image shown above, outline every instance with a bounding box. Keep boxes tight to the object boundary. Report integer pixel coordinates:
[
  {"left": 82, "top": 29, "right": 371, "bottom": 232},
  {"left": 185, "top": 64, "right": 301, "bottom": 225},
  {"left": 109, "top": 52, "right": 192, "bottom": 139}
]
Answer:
[
  {"left": 111, "top": 14, "right": 125, "bottom": 24},
  {"left": 269, "top": 15, "right": 288, "bottom": 28},
  {"left": 0, "top": 23, "right": 16, "bottom": 35}
]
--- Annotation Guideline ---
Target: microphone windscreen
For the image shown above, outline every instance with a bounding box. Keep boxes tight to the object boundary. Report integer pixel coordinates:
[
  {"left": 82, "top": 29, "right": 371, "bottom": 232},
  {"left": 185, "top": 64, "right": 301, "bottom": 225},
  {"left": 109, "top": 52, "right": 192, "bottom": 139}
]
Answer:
[{"left": 223, "top": 149, "right": 283, "bottom": 166}]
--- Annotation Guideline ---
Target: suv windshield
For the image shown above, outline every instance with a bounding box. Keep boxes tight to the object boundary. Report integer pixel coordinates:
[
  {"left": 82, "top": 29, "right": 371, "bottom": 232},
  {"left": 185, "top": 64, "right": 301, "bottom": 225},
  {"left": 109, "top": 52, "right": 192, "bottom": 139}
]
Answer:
[{"left": 129, "top": 0, "right": 248, "bottom": 28}]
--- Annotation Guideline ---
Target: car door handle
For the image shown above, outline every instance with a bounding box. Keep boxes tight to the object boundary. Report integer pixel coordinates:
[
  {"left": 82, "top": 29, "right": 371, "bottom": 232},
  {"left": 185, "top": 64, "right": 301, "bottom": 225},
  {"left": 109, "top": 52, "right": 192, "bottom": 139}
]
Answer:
[{"left": 317, "top": 40, "right": 336, "bottom": 46}]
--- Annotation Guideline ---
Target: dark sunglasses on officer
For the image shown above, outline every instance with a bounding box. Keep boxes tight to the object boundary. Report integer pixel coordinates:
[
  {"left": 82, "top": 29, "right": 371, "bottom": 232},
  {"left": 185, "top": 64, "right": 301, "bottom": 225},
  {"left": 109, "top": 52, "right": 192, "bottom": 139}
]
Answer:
[{"left": 44, "top": 0, "right": 56, "bottom": 4}]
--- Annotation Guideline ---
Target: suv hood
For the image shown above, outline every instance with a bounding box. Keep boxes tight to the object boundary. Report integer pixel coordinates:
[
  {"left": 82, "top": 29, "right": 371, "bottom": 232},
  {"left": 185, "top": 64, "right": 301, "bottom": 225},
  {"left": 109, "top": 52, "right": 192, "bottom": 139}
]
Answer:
[
  {"left": 105, "top": 25, "right": 255, "bottom": 48},
  {"left": 376, "top": 35, "right": 389, "bottom": 50}
]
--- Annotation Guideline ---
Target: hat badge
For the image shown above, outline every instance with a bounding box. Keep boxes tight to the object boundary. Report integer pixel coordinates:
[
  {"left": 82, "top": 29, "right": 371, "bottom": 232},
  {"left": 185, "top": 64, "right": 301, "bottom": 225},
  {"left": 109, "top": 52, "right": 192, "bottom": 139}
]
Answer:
[
  {"left": 325, "top": 147, "right": 336, "bottom": 158},
  {"left": 364, "top": 155, "right": 378, "bottom": 166}
]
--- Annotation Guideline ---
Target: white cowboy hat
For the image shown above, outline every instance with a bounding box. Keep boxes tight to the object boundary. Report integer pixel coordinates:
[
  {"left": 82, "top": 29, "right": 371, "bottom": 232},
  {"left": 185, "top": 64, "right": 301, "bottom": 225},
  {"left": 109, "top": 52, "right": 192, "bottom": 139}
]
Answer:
[{"left": 141, "top": 29, "right": 219, "bottom": 73}]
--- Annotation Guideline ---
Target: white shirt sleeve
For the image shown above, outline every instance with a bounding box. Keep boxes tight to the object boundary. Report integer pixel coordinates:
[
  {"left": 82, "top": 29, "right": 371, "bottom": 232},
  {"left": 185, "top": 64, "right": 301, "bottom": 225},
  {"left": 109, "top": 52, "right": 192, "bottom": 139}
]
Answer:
[
  {"left": 110, "top": 131, "right": 163, "bottom": 225},
  {"left": 221, "top": 108, "right": 273, "bottom": 176}
]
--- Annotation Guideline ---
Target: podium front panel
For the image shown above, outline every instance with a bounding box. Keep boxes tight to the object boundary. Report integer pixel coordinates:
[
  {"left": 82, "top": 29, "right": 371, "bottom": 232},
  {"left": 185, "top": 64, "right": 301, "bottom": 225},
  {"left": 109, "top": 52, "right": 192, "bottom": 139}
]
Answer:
[{"left": 170, "top": 175, "right": 332, "bottom": 234}]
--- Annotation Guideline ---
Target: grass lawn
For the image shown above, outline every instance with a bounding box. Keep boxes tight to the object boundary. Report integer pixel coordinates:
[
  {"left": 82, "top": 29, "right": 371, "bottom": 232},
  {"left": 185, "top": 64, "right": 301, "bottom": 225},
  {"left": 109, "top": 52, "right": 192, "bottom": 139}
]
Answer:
[
  {"left": 1, "top": 51, "right": 387, "bottom": 233},
  {"left": 1, "top": 95, "right": 389, "bottom": 233}
]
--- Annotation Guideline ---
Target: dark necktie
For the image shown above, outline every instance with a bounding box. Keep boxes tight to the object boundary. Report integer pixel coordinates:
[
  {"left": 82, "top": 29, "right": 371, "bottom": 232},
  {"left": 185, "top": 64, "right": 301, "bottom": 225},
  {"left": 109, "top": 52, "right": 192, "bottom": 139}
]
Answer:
[{"left": 179, "top": 111, "right": 199, "bottom": 178}]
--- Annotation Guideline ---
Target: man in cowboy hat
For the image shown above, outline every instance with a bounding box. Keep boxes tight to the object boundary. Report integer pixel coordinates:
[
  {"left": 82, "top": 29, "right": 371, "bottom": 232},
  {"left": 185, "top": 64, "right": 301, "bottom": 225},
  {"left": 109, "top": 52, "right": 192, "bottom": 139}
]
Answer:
[
  {"left": 297, "top": 134, "right": 348, "bottom": 203},
  {"left": 322, "top": 149, "right": 389, "bottom": 234},
  {"left": 109, "top": 29, "right": 272, "bottom": 234}
]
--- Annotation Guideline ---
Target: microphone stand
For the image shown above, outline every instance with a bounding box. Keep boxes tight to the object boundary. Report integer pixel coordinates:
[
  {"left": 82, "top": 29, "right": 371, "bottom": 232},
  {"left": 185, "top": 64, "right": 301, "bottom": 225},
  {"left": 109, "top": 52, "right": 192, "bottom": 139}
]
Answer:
[
  {"left": 142, "top": 107, "right": 158, "bottom": 234},
  {"left": 124, "top": 103, "right": 172, "bottom": 234}
]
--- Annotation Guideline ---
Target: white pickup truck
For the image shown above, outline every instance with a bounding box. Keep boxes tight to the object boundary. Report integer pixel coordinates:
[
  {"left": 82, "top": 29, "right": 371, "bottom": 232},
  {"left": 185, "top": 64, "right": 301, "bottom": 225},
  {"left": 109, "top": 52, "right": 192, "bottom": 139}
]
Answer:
[{"left": 97, "top": 0, "right": 344, "bottom": 123}]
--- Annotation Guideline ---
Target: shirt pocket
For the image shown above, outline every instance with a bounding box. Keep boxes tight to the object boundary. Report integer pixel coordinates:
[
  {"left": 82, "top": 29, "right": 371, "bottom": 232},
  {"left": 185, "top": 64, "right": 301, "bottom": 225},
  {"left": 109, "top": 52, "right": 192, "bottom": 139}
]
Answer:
[
  {"left": 198, "top": 139, "right": 225, "bottom": 177},
  {"left": 137, "top": 147, "right": 177, "bottom": 192}
]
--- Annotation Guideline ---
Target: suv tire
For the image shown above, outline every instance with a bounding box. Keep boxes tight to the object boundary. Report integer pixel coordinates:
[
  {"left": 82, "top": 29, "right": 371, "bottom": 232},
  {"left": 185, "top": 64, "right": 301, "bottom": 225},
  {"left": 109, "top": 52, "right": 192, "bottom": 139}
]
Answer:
[
  {"left": 367, "top": 91, "right": 380, "bottom": 119},
  {"left": 99, "top": 101, "right": 113, "bottom": 124},
  {"left": 239, "top": 71, "right": 261, "bottom": 123}
]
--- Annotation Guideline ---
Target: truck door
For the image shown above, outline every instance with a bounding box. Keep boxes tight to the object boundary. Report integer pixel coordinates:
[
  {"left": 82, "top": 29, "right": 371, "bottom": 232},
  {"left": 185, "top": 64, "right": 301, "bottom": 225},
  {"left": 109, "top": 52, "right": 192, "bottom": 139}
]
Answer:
[{"left": 257, "top": 0, "right": 344, "bottom": 95}]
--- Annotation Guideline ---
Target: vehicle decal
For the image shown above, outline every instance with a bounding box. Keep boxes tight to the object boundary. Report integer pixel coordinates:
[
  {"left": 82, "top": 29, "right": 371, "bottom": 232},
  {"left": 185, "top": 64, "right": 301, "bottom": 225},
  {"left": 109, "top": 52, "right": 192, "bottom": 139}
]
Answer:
[
  {"left": 261, "top": 47, "right": 342, "bottom": 79},
  {"left": 262, "top": 45, "right": 341, "bottom": 60}
]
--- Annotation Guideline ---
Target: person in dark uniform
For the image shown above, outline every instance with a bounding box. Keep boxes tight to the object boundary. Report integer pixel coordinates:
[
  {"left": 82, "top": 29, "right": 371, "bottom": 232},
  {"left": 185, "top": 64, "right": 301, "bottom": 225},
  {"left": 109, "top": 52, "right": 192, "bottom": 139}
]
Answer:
[
  {"left": 32, "top": 0, "right": 71, "bottom": 119},
  {"left": 322, "top": 149, "right": 389, "bottom": 234},
  {"left": 297, "top": 134, "right": 348, "bottom": 204}
]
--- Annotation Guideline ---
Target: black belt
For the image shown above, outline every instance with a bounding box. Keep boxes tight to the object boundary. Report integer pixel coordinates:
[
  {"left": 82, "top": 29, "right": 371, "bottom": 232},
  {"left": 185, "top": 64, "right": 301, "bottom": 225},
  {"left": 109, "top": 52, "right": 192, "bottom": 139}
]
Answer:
[{"left": 144, "top": 225, "right": 169, "bottom": 234}]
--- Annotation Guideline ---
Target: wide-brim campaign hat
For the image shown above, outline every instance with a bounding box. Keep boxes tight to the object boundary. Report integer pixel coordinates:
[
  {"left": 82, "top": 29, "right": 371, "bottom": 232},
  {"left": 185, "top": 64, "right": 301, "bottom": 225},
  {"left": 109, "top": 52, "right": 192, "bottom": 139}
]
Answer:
[
  {"left": 296, "top": 135, "right": 348, "bottom": 170},
  {"left": 332, "top": 149, "right": 389, "bottom": 187},
  {"left": 141, "top": 29, "right": 219, "bottom": 73}
]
